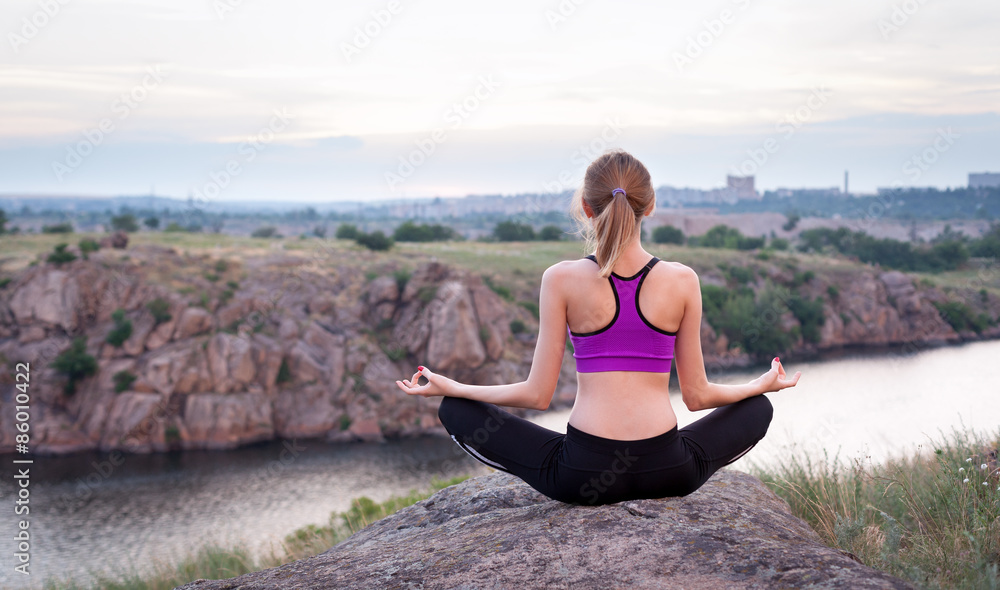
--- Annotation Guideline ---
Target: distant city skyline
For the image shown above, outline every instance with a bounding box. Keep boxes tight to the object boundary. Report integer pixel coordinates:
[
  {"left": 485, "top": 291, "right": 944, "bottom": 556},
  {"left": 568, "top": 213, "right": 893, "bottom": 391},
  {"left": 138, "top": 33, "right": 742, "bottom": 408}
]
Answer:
[{"left": 1, "top": 1, "right": 998, "bottom": 202}]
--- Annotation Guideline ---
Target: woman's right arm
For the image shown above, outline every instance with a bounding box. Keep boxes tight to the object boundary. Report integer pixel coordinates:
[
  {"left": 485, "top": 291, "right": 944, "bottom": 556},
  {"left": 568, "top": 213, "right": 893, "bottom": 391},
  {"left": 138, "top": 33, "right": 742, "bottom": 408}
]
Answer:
[{"left": 672, "top": 266, "right": 800, "bottom": 411}]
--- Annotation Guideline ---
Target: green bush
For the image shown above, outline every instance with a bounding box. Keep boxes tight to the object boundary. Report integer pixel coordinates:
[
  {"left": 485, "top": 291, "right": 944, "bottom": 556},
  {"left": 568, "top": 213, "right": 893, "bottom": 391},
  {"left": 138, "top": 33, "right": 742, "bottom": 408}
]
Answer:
[
  {"left": 0, "top": 277, "right": 11, "bottom": 289},
  {"left": 483, "top": 276, "right": 513, "bottom": 301},
  {"left": 509, "top": 319, "right": 526, "bottom": 334},
  {"left": 702, "top": 284, "right": 795, "bottom": 359},
  {"left": 786, "top": 294, "right": 826, "bottom": 343},
  {"left": 393, "top": 269, "right": 411, "bottom": 293},
  {"left": 106, "top": 309, "right": 134, "bottom": 347},
  {"left": 110, "top": 213, "right": 140, "bottom": 232},
  {"left": 356, "top": 230, "right": 393, "bottom": 251},
  {"left": 144, "top": 216, "right": 160, "bottom": 229},
  {"left": 933, "top": 300, "right": 992, "bottom": 334},
  {"left": 42, "top": 221, "right": 74, "bottom": 233},
  {"left": 652, "top": 225, "right": 685, "bottom": 245},
  {"left": 392, "top": 221, "right": 459, "bottom": 242},
  {"left": 276, "top": 358, "right": 292, "bottom": 384},
  {"left": 493, "top": 220, "right": 535, "bottom": 241},
  {"left": 518, "top": 300, "right": 540, "bottom": 319},
  {"left": 335, "top": 223, "right": 360, "bottom": 240},
  {"left": 78, "top": 238, "right": 100, "bottom": 259},
  {"left": 52, "top": 336, "right": 97, "bottom": 395},
  {"left": 691, "top": 225, "right": 764, "bottom": 250},
  {"left": 826, "top": 284, "right": 840, "bottom": 300},
  {"left": 251, "top": 226, "right": 279, "bottom": 238},
  {"left": 146, "top": 298, "right": 172, "bottom": 325},
  {"left": 46, "top": 243, "right": 77, "bottom": 265},
  {"left": 769, "top": 237, "right": 790, "bottom": 251},
  {"left": 538, "top": 225, "right": 564, "bottom": 241},
  {"left": 113, "top": 370, "right": 137, "bottom": 393}
]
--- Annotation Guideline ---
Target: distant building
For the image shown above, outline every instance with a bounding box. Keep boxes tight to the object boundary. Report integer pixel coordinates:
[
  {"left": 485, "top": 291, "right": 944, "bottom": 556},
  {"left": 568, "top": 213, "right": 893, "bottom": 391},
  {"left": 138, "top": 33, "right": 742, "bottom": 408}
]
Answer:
[
  {"left": 726, "top": 175, "right": 757, "bottom": 200},
  {"left": 969, "top": 172, "right": 1000, "bottom": 189}
]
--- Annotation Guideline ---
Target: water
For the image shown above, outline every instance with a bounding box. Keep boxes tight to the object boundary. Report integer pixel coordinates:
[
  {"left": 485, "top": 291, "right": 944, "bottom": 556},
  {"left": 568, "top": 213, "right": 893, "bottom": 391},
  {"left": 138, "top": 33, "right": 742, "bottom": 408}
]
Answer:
[
  {"left": 532, "top": 339, "right": 1000, "bottom": 473},
  {"left": 2, "top": 339, "right": 999, "bottom": 588}
]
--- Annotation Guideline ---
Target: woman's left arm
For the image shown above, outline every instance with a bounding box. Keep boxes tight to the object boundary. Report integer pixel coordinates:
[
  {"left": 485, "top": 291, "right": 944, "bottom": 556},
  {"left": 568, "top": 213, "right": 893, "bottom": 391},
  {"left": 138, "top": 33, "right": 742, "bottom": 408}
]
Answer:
[{"left": 395, "top": 263, "right": 568, "bottom": 411}]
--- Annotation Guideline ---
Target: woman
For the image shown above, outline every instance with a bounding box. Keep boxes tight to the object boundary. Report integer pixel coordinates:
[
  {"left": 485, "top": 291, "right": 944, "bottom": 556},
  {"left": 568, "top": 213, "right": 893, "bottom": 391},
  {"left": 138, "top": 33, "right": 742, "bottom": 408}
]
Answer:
[{"left": 395, "top": 150, "right": 801, "bottom": 506}]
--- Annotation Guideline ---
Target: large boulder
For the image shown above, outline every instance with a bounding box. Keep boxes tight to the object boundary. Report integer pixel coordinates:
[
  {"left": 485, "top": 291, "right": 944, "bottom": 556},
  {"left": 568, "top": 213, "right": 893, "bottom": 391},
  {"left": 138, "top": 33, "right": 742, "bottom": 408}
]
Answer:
[{"left": 177, "top": 470, "right": 913, "bottom": 590}]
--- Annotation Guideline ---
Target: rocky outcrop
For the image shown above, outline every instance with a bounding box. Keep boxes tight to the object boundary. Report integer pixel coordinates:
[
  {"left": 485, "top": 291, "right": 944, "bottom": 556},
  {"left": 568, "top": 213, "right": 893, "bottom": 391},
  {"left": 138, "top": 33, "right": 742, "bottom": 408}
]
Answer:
[
  {"left": 0, "top": 242, "right": 997, "bottom": 455},
  {"left": 177, "top": 470, "right": 913, "bottom": 590}
]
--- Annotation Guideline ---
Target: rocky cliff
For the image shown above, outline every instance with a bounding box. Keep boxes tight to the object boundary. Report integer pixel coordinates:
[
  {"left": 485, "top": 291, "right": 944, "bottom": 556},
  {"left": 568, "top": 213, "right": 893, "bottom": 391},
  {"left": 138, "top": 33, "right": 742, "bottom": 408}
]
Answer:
[
  {"left": 176, "top": 469, "right": 914, "bottom": 589},
  {"left": 0, "top": 242, "right": 996, "bottom": 454}
]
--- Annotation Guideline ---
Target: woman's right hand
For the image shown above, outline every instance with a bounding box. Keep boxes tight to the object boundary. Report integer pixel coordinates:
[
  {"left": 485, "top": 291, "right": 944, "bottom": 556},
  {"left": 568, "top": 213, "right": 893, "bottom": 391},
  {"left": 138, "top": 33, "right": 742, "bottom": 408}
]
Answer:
[{"left": 751, "top": 357, "right": 801, "bottom": 394}]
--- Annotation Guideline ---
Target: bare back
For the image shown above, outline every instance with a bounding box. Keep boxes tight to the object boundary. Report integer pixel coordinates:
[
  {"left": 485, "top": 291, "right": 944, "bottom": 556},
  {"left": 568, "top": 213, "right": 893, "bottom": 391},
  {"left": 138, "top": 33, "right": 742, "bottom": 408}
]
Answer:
[{"left": 562, "top": 253, "right": 692, "bottom": 440}]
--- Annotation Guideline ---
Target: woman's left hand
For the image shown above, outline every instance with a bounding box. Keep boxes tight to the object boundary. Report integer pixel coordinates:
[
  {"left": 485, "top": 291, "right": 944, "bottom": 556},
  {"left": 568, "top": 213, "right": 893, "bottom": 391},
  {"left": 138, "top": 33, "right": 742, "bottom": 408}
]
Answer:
[{"left": 395, "top": 366, "right": 457, "bottom": 398}]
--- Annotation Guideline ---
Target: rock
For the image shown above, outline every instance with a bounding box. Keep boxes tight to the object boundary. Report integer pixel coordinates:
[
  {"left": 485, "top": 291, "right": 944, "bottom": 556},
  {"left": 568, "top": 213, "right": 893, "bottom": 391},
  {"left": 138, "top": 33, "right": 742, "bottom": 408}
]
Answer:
[
  {"left": 177, "top": 470, "right": 913, "bottom": 590},
  {"left": 99, "top": 392, "right": 168, "bottom": 453},
  {"left": 8, "top": 268, "right": 80, "bottom": 330},
  {"left": 272, "top": 384, "right": 337, "bottom": 438},
  {"left": 122, "top": 313, "right": 155, "bottom": 356},
  {"left": 469, "top": 280, "right": 511, "bottom": 361},
  {"left": 426, "top": 280, "right": 487, "bottom": 371},
  {"left": 207, "top": 333, "right": 257, "bottom": 393},
  {"left": 99, "top": 230, "right": 129, "bottom": 249},
  {"left": 172, "top": 307, "right": 214, "bottom": 339},
  {"left": 347, "top": 417, "right": 384, "bottom": 443},
  {"left": 180, "top": 392, "right": 273, "bottom": 450}
]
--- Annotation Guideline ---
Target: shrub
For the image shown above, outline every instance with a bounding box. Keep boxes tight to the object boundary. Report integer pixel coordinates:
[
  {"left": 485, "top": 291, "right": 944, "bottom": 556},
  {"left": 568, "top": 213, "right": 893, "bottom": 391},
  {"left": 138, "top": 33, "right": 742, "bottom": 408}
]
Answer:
[
  {"left": 509, "top": 319, "right": 526, "bottom": 334},
  {"left": 147, "top": 298, "right": 172, "bottom": 325},
  {"left": 483, "top": 276, "right": 513, "bottom": 301},
  {"left": 276, "top": 358, "right": 292, "bottom": 384},
  {"left": 78, "top": 238, "right": 100, "bottom": 259},
  {"left": 335, "top": 223, "right": 360, "bottom": 240},
  {"left": 106, "top": 308, "right": 133, "bottom": 347},
  {"left": 113, "top": 370, "right": 137, "bottom": 393},
  {"left": 787, "top": 294, "right": 826, "bottom": 344},
  {"left": 46, "top": 243, "right": 77, "bottom": 265},
  {"left": 0, "top": 277, "right": 11, "bottom": 289},
  {"left": 393, "top": 221, "right": 459, "bottom": 242},
  {"left": 52, "top": 337, "right": 97, "bottom": 395},
  {"left": 518, "top": 300, "right": 539, "bottom": 319},
  {"left": 538, "top": 225, "right": 564, "bottom": 241},
  {"left": 42, "top": 222, "right": 74, "bottom": 233},
  {"left": 251, "top": 226, "right": 279, "bottom": 238},
  {"left": 652, "top": 225, "right": 685, "bottom": 245},
  {"left": 356, "top": 230, "right": 393, "bottom": 251},
  {"left": 691, "top": 225, "right": 764, "bottom": 250},
  {"left": 769, "top": 237, "right": 790, "bottom": 251},
  {"left": 393, "top": 269, "right": 411, "bottom": 293},
  {"left": 110, "top": 213, "right": 140, "bottom": 232},
  {"left": 933, "top": 300, "right": 992, "bottom": 334},
  {"left": 826, "top": 284, "right": 840, "bottom": 300},
  {"left": 493, "top": 220, "right": 535, "bottom": 241},
  {"left": 144, "top": 216, "right": 160, "bottom": 229}
]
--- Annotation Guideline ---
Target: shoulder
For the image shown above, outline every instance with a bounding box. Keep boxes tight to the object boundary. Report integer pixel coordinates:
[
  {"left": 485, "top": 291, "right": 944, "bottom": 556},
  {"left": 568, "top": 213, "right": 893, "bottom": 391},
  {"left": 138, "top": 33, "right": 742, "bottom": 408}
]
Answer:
[
  {"left": 650, "top": 259, "right": 699, "bottom": 284},
  {"left": 542, "top": 258, "right": 592, "bottom": 281}
]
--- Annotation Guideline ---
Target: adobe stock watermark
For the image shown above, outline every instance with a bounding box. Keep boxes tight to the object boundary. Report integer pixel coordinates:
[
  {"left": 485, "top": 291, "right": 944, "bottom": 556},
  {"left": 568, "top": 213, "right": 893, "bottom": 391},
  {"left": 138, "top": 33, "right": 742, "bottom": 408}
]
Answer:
[
  {"left": 384, "top": 74, "right": 501, "bottom": 193},
  {"left": 730, "top": 86, "right": 833, "bottom": 178},
  {"left": 847, "top": 127, "right": 958, "bottom": 234},
  {"left": 672, "top": 0, "right": 753, "bottom": 72},
  {"left": 541, "top": 116, "right": 624, "bottom": 194},
  {"left": 51, "top": 64, "right": 168, "bottom": 181},
  {"left": 341, "top": 0, "right": 403, "bottom": 63},
  {"left": 877, "top": 0, "right": 933, "bottom": 40},
  {"left": 187, "top": 108, "right": 294, "bottom": 212},
  {"left": 7, "top": 0, "right": 71, "bottom": 55},
  {"left": 211, "top": 0, "right": 249, "bottom": 20},
  {"left": 545, "top": 0, "right": 586, "bottom": 31}
]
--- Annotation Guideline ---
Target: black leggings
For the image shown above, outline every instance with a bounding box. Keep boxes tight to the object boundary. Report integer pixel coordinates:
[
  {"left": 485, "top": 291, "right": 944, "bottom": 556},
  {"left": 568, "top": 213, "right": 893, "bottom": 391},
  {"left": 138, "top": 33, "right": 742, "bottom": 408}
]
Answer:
[{"left": 437, "top": 394, "right": 773, "bottom": 506}]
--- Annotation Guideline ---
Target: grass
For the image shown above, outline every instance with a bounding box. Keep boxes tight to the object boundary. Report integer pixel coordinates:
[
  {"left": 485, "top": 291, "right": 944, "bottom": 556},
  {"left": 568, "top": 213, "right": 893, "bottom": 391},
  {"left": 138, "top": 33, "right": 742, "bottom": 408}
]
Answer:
[
  {"left": 752, "top": 427, "right": 1000, "bottom": 589},
  {"left": 43, "top": 475, "right": 469, "bottom": 590}
]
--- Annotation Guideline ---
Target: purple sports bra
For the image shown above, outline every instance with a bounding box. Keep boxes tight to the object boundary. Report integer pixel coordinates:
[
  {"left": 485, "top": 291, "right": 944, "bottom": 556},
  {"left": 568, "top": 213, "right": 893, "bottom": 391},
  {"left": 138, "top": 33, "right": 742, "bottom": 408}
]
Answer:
[{"left": 567, "top": 254, "right": 677, "bottom": 373}]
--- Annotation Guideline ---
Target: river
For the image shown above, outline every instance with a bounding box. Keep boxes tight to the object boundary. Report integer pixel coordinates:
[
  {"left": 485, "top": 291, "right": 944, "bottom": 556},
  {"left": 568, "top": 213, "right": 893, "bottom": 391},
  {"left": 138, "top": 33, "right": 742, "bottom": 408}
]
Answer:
[{"left": 2, "top": 339, "right": 999, "bottom": 588}]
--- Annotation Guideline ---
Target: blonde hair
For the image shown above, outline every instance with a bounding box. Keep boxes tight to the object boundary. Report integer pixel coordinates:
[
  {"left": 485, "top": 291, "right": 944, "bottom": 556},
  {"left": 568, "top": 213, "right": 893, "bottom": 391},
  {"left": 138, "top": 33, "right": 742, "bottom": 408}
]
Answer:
[{"left": 570, "top": 150, "right": 655, "bottom": 278}]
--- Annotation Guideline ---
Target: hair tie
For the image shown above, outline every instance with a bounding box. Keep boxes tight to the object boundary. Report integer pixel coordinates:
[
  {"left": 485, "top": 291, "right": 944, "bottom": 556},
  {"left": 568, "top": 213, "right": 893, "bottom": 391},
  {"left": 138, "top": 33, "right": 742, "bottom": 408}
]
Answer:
[{"left": 612, "top": 188, "right": 626, "bottom": 198}]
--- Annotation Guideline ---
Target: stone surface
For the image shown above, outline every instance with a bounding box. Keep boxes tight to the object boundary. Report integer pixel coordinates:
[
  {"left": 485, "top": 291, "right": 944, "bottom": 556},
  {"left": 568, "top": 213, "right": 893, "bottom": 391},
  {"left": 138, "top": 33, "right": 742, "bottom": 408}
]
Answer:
[{"left": 177, "top": 470, "right": 914, "bottom": 590}]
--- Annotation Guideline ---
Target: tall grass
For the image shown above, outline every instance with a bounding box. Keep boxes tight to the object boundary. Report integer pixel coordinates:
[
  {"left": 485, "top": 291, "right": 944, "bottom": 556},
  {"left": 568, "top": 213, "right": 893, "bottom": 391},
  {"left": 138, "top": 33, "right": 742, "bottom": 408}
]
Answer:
[
  {"left": 44, "top": 475, "right": 468, "bottom": 590},
  {"left": 753, "top": 428, "right": 1000, "bottom": 589}
]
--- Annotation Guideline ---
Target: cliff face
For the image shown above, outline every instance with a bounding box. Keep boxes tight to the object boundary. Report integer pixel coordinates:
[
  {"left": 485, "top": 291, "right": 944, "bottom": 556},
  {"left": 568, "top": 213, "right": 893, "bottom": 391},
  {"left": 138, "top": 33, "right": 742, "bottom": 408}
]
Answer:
[
  {"left": 176, "top": 470, "right": 914, "bottom": 590},
  {"left": 0, "top": 243, "right": 996, "bottom": 454}
]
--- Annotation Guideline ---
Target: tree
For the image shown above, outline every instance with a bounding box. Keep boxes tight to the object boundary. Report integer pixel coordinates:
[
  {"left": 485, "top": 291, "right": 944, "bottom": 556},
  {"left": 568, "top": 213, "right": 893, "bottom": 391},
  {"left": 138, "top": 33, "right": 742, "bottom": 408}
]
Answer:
[
  {"left": 52, "top": 337, "right": 97, "bottom": 395},
  {"left": 143, "top": 216, "right": 160, "bottom": 230},
  {"left": 251, "top": 226, "right": 279, "bottom": 238},
  {"left": 652, "top": 225, "right": 684, "bottom": 245},
  {"left": 0, "top": 208, "right": 7, "bottom": 234},
  {"left": 42, "top": 222, "right": 74, "bottom": 233},
  {"left": 538, "top": 225, "right": 564, "bottom": 241},
  {"left": 105, "top": 309, "right": 133, "bottom": 347},
  {"left": 111, "top": 213, "right": 140, "bottom": 232},
  {"left": 356, "top": 230, "right": 393, "bottom": 251},
  {"left": 493, "top": 220, "right": 535, "bottom": 241},
  {"left": 78, "top": 238, "right": 100, "bottom": 259},
  {"left": 336, "top": 223, "right": 361, "bottom": 240},
  {"left": 46, "top": 243, "right": 77, "bottom": 265}
]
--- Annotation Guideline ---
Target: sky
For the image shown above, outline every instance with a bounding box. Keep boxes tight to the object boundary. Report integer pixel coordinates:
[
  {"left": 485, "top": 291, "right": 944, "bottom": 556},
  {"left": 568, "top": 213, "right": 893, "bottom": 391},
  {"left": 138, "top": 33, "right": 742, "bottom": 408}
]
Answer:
[{"left": 1, "top": 0, "right": 998, "bottom": 203}]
